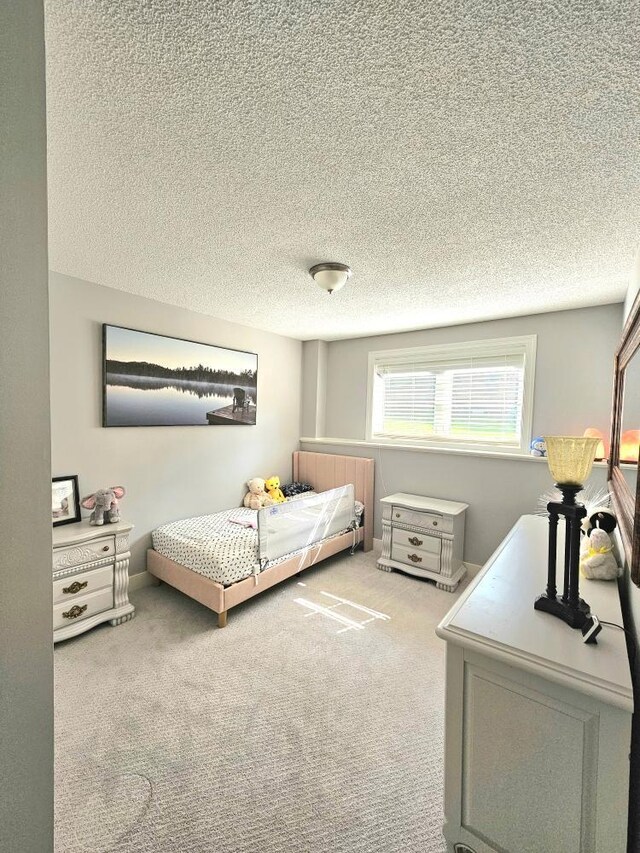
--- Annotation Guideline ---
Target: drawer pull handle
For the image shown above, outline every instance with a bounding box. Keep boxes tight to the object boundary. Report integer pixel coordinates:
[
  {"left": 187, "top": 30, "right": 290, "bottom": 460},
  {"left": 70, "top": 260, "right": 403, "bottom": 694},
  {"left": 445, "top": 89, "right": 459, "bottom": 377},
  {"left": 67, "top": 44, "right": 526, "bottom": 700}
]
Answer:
[
  {"left": 432, "top": 521, "right": 438, "bottom": 526},
  {"left": 62, "top": 604, "right": 88, "bottom": 620},
  {"left": 395, "top": 513, "right": 400, "bottom": 518},
  {"left": 62, "top": 580, "right": 88, "bottom": 595},
  {"left": 408, "top": 536, "right": 423, "bottom": 546},
  {"left": 102, "top": 545, "right": 110, "bottom": 552},
  {"left": 408, "top": 553, "right": 422, "bottom": 563}
]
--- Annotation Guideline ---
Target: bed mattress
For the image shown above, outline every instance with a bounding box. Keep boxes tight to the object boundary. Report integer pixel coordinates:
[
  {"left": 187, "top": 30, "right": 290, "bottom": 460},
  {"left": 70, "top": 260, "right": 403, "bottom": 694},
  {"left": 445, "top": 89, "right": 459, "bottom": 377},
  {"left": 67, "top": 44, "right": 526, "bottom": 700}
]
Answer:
[
  {"left": 152, "top": 508, "right": 271, "bottom": 586},
  {"left": 152, "top": 502, "right": 362, "bottom": 586}
]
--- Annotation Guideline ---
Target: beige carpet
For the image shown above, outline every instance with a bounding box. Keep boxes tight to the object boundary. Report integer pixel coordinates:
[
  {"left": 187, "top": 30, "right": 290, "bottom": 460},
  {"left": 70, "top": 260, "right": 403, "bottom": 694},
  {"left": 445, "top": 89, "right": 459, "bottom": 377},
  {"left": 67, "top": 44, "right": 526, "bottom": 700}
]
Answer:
[{"left": 55, "top": 546, "right": 469, "bottom": 852}]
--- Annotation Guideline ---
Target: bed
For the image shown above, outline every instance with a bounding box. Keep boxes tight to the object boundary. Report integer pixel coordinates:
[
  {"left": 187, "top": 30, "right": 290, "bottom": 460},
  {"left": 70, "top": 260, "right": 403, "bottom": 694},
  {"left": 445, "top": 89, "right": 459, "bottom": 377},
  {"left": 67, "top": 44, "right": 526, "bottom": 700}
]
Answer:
[{"left": 146, "top": 451, "right": 374, "bottom": 627}]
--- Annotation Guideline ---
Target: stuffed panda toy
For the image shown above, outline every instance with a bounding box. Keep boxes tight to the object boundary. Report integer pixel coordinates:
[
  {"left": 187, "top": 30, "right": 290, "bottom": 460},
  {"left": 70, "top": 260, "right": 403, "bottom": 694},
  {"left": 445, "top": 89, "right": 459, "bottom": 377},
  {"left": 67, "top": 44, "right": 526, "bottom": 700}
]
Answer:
[
  {"left": 581, "top": 507, "right": 617, "bottom": 537},
  {"left": 579, "top": 507, "right": 620, "bottom": 580}
]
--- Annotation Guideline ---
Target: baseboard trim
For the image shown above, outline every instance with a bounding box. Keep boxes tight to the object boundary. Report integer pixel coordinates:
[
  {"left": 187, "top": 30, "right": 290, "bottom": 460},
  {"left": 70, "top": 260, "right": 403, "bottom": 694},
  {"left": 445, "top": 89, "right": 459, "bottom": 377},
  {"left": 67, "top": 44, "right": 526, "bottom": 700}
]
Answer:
[
  {"left": 464, "top": 561, "right": 482, "bottom": 577},
  {"left": 128, "top": 570, "right": 159, "bottom": 591}
]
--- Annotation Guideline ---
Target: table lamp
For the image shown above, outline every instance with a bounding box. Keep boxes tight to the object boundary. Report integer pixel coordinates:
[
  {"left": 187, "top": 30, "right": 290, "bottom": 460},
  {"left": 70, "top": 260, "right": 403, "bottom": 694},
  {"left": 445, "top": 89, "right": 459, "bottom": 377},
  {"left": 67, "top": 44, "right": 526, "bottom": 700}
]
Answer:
[
  {"left": 582, "top": 427, "right": 606, "bottom": 461},
  {"left": 534, "top": 435, "right": 600, "bottom": 629},
  {"left": 620, "top": 429, "right": 640, "bottom": 463}
]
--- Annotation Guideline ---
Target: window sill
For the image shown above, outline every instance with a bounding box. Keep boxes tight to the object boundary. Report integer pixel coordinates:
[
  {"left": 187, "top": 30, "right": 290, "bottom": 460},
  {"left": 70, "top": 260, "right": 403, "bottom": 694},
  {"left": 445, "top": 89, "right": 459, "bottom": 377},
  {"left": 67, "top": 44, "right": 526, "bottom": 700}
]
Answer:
[{"left": 299, "top": 436, "right": 610, "bottom": 467}]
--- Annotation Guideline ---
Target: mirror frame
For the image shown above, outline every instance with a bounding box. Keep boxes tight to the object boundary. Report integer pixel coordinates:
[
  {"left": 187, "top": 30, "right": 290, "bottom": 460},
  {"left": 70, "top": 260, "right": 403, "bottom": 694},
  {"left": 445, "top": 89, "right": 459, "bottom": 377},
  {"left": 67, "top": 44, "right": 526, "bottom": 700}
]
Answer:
[{"left": 609, "top": 289, "right": 640, "bottom": 586}]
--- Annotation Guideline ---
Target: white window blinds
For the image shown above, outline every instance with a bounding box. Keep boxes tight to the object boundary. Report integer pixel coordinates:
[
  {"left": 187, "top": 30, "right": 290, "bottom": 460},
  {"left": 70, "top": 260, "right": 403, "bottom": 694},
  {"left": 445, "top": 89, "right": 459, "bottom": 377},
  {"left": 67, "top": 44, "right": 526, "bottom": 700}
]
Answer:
[{"left": 369, "top": 336, "right": 536, "bottom": 451}]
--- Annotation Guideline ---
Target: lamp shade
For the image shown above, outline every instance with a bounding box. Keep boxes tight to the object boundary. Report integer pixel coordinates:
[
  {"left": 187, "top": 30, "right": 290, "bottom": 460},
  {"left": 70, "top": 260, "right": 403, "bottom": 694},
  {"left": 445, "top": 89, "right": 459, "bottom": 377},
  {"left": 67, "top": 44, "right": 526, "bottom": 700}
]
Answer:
[
  {"left": 309, "top": 262, "right": 352, "bottom": 294},
  {"left": 620, "top": 429, "right": 640, "bottom": 463},
  {"left": 544, "top": 435, "right": 600, "bottom": 485},
  {"left": 582, "top": 428, "right": 606, "bottom": 461}
]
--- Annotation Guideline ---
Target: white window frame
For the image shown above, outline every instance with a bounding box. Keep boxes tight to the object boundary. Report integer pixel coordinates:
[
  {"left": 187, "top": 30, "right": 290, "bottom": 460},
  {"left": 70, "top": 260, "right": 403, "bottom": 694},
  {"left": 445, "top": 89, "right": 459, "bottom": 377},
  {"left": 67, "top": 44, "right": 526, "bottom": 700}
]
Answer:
[{"left": 365, "top": 335, "right": 537, "bottom": 455}]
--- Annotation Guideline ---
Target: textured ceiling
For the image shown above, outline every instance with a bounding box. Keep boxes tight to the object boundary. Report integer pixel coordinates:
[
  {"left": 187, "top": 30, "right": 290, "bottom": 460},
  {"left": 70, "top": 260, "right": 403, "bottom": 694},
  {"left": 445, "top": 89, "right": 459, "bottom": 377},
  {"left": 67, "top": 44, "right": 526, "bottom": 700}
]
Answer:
[{"left": 45, "top": 1, "right": 639, "bottom": 341}]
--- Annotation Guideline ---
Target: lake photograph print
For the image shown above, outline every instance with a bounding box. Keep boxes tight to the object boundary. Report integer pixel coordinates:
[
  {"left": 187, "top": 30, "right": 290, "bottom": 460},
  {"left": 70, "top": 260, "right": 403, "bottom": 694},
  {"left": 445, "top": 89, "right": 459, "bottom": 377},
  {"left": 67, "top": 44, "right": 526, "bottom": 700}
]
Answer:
[{"left": 103, "top": 325, "right": 258, "bottom": 427}]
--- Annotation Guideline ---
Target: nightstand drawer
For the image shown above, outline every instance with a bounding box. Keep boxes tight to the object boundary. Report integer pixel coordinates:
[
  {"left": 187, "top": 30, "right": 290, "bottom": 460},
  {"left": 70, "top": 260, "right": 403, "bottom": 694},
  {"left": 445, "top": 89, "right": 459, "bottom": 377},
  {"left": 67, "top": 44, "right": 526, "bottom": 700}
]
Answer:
[
  {"left": 53, "top": 587, "right": 114, "bottom": 631},
  {"left": 393, "top": 528, "right": 441, "bottom": 555},
  {"left": 53, "top": 565, "right": 114, "bottom": 605},
  {"left": 391, "top": 543, "right": 441, "bottom": 573},
  {"left": 53, "top": 535, "right": 115, "bottom": 571},
  {"left": 391, "top": 506, "right": 452, "bottom": 533}
]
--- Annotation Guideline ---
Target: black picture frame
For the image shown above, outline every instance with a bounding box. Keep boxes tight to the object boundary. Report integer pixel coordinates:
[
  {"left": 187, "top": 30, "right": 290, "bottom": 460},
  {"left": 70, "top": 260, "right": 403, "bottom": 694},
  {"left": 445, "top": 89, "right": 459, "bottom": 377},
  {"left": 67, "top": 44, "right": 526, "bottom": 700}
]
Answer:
[
  {"left": 102, "top": 324, "right": 258, "bottom": 427},
  {"left": 52, "top": 475, "right": 81, "bottom": 527}
]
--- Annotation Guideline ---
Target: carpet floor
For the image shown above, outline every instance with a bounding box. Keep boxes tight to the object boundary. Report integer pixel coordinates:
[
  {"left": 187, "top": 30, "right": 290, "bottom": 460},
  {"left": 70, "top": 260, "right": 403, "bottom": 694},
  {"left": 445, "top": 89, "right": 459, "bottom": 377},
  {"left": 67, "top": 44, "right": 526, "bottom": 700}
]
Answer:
[{"left": 54, "top": 546, "right": 469, "bottom": 852}]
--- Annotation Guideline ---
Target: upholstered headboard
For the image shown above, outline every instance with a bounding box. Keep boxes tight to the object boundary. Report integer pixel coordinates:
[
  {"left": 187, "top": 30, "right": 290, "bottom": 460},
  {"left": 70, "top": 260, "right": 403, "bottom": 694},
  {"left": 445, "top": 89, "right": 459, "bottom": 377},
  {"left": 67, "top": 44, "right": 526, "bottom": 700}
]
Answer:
[{"left": 292, "top": 451, "right": 375, "bottom": 551}]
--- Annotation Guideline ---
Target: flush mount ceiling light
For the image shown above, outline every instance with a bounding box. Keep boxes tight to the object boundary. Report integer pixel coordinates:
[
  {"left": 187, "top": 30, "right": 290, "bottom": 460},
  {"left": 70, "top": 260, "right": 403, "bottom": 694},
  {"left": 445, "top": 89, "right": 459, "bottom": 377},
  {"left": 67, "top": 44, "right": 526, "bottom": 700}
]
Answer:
[{"left": 309, "top": 262, "right": 352, "bottom": 295}]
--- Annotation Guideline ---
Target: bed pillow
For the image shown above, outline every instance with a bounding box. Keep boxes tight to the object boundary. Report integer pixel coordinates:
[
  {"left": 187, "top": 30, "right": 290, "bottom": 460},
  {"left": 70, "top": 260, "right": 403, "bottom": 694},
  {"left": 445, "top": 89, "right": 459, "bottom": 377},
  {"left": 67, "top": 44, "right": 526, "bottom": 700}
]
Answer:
[{"left": 281, "top": 481, "right": 314, "bottom": 498}]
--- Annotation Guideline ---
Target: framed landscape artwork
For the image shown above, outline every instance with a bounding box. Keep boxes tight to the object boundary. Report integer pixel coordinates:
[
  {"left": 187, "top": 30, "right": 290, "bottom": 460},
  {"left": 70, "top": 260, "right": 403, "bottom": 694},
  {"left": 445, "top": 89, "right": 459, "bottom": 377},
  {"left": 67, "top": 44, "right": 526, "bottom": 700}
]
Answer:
[{"left": 103, "top": 324, "right": 258, "bottom": 427}]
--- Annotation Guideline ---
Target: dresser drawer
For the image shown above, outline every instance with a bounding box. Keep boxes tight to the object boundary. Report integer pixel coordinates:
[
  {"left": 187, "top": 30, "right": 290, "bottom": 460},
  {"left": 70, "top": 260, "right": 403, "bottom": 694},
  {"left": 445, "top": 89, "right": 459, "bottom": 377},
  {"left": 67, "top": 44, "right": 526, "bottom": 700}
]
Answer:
[
  {"left": 53, "top": 535, "right": 115, "bottom": 571},
  {"left": 391, "top": 506, "right": 453, "bottom": 533},
  {"left": 53, "top": 587, "right": 114, "bottom": 631},
  {"left": 53, "top": 564, "right": 114, "bottom": 605},
  {"left": 393, "top": 528, "right": 441, "bottom": 555},
  {"left": 391, "top": 543, "right": 441, "bottom": 573}
]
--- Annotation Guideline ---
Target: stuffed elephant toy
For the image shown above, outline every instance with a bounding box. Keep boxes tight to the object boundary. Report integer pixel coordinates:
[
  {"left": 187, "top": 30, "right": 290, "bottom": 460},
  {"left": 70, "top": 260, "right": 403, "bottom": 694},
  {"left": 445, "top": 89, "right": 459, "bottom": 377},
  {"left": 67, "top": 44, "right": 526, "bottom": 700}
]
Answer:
[{"left": 81, "top": 486, "right": 126, "bottom": 525}]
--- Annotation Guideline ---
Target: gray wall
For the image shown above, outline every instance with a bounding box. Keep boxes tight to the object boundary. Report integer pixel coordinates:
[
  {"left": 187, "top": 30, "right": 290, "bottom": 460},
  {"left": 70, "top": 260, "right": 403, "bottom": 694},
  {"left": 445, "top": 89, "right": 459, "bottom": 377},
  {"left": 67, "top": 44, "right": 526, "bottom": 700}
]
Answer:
[
  {"left": 299, "top": 439, "right": 608, "bottom": 567},
  {"left": 0, "top": 2, "right": 53, "bottom": 851},
  {"left": 300, "top": 339, "right": 327, "bottom": 437},
  {"left": 302, "top": 304, "right": 621, "bottom": 565},
  {"left": 49, "top": 273, "right": 302, "bottom": 575},
  {"left": 321, "top": 304, "right": 621, "bottom": 442}
]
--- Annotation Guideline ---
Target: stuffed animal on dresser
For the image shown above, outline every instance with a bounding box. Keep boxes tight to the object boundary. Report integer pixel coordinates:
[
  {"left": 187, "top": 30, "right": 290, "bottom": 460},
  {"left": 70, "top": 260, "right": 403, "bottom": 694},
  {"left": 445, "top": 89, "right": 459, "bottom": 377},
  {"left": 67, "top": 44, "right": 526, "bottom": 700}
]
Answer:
[
  {"left": 243, "top": 478, "right": 275, "bottom": 510},
  {"left": 581, "top": 506, "right": 617, "bottom": 537},
  {"left": 264, "top": 475, "right": 287, "bottom": 503},
  {"left": 579, "top": 528, "right": 621, "bottom": 580},
  {"left": 81, "top": 486, "right": 125, "bottom": 525}
]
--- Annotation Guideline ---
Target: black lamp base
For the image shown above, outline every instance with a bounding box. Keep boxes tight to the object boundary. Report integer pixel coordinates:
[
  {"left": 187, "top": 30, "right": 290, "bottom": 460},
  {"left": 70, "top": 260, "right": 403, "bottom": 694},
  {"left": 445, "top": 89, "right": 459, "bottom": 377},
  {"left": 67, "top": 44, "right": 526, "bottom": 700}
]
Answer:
[{"left": 534, "top": 593, "right": 590, "bottom": 629}]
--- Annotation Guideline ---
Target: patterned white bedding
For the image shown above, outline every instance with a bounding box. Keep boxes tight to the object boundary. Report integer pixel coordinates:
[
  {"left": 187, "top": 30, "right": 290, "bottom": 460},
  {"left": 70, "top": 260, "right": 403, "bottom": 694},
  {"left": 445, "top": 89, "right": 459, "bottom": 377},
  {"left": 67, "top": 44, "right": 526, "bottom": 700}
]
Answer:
[
  {"left": 152, "top": 499, "right": 364, "bottom": 587},
  {"left": 152, "top": 508, "right": 269, "bottom": 586}
]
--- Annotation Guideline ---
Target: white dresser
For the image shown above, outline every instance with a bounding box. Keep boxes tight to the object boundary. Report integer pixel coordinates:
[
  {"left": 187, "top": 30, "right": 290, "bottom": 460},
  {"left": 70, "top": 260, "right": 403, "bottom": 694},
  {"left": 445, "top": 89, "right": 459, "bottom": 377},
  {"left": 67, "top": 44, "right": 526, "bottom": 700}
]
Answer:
[
  {"left": 52, "top": 520, "right": 135, "bottom": 643},
  {"left": 378, "top": 492, "right": 468, "bottom": 591},
  {"left": 436, "top": 515, "right": 633, "bottom": 853}
]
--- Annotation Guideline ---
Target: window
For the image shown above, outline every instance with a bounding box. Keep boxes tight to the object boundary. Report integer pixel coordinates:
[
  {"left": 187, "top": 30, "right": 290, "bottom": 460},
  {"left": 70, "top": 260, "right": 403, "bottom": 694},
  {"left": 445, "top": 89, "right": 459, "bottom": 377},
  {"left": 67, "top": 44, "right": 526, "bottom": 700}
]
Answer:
[{"left": 367, "top": 335, "right": 536, "bottom": 454}]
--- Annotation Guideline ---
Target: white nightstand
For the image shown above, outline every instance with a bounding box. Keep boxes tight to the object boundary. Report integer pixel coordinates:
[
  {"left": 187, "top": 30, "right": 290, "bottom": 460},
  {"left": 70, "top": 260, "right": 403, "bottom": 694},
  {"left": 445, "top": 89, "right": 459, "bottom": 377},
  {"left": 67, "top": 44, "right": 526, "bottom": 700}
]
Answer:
[
  {"left": 52, "top": 520, "right": 135, "bottom": 643},
  {"left": 377, "top": 492, "right": 468, "bottom": 591}
]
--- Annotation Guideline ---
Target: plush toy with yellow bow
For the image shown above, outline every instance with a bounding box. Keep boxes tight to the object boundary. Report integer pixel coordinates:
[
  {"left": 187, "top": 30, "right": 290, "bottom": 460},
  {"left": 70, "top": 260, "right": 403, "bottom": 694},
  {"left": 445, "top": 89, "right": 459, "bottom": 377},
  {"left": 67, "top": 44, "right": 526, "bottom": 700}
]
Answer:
[
  {"left": 264, "top": 475, "right": 287, "bottom": 504},
  {"left": 579, "top": 528, "right": 621, "bottom": 580}
]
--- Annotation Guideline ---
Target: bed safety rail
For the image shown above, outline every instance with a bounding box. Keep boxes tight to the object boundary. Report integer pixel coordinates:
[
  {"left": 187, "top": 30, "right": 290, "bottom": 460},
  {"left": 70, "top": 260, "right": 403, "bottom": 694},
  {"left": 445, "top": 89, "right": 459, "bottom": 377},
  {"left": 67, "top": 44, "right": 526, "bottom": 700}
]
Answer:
[{"left": 257, "top": 484, "right": 356, "bottom": 565}]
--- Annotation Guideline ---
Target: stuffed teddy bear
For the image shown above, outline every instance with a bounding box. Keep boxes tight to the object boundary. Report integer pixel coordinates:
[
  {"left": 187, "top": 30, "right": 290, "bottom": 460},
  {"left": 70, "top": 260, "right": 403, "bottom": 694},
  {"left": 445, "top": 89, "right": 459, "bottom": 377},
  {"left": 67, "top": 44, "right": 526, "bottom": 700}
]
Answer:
[
  {"left": 81, "top": 486, "right": 125, "bottom": 525},
  {"left": 265, "top": 475, "right": 287, "bottom": 503},
  {"left": 243, "top": 478, "right": 275, "bottom": 510},
  {"left": 579, "top": 528, "right": 621, "bottom": 580}
]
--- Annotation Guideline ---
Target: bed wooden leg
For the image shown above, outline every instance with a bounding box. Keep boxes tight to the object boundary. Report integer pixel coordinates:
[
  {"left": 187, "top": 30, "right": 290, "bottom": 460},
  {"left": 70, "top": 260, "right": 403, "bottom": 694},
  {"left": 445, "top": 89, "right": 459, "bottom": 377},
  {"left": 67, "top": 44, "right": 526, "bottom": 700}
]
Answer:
[{"left": 218, "top": 610, "right": 228, "bottom": 629}]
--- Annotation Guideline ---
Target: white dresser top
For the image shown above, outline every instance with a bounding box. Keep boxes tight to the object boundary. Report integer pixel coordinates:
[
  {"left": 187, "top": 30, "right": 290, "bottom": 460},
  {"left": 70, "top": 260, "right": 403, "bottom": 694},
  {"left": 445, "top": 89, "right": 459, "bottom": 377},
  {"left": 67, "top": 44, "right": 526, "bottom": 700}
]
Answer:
[
  {"left": 380, "top": 492, "right": 468, "bottom": 515},
  {"left": 436, "top": 514, "right": 633, "bottom": 711},
  {"left": 53, "top": 519, "right": 133, "bottom": 548}
]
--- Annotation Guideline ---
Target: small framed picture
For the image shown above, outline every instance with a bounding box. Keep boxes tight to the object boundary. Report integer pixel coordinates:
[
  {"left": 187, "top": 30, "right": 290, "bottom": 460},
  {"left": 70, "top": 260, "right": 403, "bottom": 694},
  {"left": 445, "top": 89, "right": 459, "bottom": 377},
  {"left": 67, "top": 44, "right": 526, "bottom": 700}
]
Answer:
[{"left": 52, "top": 475, "right": 81, "bottom": 527}]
